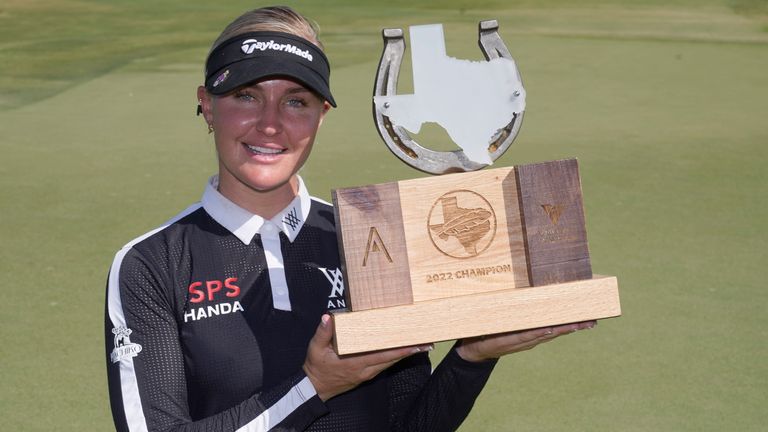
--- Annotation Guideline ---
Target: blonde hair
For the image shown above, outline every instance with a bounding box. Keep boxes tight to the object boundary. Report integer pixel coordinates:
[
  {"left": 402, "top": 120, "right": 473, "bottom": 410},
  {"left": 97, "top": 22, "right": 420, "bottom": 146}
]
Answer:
[{"left": 209, "top": 6, "right": 323, "bottom": 55}]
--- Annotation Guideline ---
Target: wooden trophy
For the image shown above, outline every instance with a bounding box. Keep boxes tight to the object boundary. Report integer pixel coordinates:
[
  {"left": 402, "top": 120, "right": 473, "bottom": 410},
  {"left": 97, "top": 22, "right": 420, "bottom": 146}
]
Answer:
[{"left": 330, "top": 21, "right": 620, "bottom": 355}]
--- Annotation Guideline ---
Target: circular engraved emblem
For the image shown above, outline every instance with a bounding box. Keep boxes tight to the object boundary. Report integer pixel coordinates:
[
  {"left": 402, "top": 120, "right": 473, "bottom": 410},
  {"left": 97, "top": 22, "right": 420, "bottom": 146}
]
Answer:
[{"left": 427, "top": 190, "right": 497, "bottom": 259}]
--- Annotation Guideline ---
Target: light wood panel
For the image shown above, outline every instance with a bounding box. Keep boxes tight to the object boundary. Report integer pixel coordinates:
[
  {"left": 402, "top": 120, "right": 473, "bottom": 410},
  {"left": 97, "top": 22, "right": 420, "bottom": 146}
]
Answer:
[
  {"left": 332, "top": 275, "right": 620, "bottom": 355},
  {"left": 398, "top": 167, "right": 529, "bottom": 303}
]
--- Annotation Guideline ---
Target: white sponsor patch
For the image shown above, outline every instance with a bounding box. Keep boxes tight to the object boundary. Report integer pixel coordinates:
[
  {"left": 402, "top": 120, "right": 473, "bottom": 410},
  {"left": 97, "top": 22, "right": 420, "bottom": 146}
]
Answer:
[{"left": 110, "top": 327, "right": 143, "bottom": 363}]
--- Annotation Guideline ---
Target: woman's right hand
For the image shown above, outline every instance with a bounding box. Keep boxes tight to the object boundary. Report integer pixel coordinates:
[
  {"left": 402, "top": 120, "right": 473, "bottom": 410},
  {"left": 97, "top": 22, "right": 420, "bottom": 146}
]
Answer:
[{"left": 302, "top": 314, "right": 432, "bottom": 401}]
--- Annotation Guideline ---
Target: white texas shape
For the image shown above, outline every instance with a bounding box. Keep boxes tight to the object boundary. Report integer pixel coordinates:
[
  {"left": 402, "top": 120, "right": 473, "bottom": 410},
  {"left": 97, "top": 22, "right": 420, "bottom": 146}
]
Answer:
[{"left": 374, "top": 24, "right": 526, "bottom": 165}]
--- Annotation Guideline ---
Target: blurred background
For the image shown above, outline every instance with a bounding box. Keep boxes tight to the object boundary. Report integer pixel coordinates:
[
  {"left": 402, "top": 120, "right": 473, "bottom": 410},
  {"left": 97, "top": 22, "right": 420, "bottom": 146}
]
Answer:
[{"left": 1, "top": 0, "right": 766, "bottom": 430}]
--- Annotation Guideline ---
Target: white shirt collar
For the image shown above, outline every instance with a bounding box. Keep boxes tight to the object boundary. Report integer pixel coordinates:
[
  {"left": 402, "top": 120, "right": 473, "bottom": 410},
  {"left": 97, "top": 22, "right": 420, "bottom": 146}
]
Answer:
[{"left": 201, "top": 175, "right": 311, "bottom": 244}]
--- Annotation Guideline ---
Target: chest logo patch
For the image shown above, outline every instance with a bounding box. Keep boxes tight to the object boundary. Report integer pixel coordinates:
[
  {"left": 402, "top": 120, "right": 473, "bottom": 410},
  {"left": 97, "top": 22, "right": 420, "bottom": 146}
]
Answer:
[
  {"left": 110, "top": 327, "right": 142, "bottom": 363},
  {"left": 184, "top": 277, "right": 245, "bottom": 323},
  {"left": 319, "top": 267, "right": 346, "bottom": 310}
]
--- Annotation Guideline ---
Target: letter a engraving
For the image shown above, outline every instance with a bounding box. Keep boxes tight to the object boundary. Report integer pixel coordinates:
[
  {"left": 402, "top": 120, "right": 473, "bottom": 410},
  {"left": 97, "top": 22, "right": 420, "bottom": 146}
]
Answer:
[{"left": 362, "top": 227, "right": 393, "bottom": 267}]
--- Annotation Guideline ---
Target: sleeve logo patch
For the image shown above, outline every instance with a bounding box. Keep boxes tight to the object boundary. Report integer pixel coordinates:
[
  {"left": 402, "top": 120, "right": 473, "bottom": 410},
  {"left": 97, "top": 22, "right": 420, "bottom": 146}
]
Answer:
[{"left": 110, "top": 327, "right": 143, "bottom": 363}]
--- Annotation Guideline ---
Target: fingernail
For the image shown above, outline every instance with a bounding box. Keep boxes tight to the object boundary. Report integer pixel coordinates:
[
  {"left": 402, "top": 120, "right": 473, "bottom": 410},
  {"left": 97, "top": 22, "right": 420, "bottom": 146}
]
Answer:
[{"left": 321, "top": 315, "right": 330, "bottom": 327}]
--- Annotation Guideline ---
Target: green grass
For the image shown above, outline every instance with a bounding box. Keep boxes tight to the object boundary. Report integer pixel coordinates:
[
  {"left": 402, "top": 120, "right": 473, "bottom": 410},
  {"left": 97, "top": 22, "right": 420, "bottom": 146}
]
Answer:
[{"left": 1, "top": 0, "right": 767, "bottom": 430}]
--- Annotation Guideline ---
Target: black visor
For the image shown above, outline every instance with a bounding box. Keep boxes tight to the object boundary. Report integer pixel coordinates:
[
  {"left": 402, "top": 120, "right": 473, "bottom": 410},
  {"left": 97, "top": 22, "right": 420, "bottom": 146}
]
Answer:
[{"left": 204, "top": 31, "right": 336, "bottom": 107}]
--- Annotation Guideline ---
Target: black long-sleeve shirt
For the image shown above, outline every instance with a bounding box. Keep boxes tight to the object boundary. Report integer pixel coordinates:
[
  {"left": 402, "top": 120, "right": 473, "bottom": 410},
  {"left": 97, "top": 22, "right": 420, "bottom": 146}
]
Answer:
[{"left": 105, "top": 176, "right": 496, "bottom": 431}]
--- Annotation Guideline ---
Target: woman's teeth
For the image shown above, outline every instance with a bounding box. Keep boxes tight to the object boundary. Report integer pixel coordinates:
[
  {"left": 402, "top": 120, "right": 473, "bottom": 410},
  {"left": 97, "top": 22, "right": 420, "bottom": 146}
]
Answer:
[{"left": 246, "top": 144, "right": 283, "bottom": 155}]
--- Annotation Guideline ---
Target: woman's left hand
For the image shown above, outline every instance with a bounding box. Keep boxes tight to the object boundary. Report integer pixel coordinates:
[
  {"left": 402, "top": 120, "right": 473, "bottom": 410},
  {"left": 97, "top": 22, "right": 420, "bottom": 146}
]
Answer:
[{"left": 455, "top": 321, "right": 597, "bottom": 363}]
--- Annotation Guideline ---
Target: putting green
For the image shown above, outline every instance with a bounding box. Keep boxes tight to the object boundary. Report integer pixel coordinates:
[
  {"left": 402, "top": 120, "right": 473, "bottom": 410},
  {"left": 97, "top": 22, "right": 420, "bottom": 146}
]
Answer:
[{"left": 1, "top": 1, "right": 766, "bottom": 430}]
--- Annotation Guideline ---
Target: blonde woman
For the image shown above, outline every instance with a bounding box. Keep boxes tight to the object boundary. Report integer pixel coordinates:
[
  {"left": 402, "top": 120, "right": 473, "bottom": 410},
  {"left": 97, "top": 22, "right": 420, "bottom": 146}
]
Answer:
[{"left": 105, "top": 6, "right": 593, "bottom": 431}]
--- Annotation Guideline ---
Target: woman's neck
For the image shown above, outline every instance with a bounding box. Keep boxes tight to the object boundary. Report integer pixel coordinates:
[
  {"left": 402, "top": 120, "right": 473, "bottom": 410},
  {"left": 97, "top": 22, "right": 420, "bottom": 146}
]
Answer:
[{"left": 217, "top": 174, "right": 299, "bottom": 220}]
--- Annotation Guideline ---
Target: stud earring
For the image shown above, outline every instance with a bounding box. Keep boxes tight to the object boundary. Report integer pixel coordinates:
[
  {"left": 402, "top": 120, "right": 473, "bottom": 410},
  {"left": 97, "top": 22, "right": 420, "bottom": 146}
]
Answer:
[{"left": 208, "top": 123, "right": 214, "bottom": 134}]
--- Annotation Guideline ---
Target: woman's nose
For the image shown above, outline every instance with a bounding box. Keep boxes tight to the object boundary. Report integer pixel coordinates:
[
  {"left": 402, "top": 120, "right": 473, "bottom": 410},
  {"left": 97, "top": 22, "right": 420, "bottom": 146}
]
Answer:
[{"left": 255, "top": 102, "right": 282, "bottom": 136}]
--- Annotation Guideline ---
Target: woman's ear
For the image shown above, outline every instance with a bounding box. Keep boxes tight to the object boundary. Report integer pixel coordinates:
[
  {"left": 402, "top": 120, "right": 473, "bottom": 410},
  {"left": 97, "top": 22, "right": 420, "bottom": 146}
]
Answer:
[
  {"left": 318, "top": 100, "right": 332, "bottom": 126},
  {"left": 197, "top": 86, "right": 213, "bottom": 125}
]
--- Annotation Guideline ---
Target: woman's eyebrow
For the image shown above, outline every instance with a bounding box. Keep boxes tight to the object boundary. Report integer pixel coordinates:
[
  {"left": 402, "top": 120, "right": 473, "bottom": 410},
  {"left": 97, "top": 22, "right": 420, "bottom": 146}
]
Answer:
[{"left": 285, "top": 86, "right": 312, "bottom": 95}]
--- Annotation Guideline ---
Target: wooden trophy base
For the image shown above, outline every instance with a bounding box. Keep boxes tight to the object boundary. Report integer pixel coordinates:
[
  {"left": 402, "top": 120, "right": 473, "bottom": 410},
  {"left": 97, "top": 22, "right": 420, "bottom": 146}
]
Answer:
[
  {"left": 332, "top": 275, "right": 619, "bottom": 355},
  {"left": 330, "top": 158, "right": 620, "bottom": 355}
]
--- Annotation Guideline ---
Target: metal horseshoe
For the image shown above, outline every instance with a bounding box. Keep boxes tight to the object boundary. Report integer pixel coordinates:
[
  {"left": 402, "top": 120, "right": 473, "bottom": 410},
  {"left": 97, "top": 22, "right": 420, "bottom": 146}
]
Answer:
[{"left": 372, "top": 20, "right": 525, "bottom": 175}]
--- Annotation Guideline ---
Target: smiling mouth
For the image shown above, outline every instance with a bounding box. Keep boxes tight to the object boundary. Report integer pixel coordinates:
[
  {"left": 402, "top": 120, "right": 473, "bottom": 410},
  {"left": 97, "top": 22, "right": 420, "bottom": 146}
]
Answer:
[{"left": 245, "top": 144, "right": 285, "bottom": 155}]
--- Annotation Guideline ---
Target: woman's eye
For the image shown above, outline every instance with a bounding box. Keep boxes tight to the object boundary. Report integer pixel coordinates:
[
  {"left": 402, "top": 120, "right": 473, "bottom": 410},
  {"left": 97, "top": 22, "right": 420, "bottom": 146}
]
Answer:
[
  {"left": 235, "top": 92, "right": 255, "bottom": 101},
  {"left": 286, "top": 98, "right": 307, "bottom": 107}
]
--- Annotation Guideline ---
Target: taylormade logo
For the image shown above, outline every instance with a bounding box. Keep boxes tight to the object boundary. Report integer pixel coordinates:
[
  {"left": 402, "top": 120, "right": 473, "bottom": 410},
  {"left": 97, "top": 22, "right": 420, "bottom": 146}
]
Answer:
[{"left": 241, "top": 39, "right": 313, "bottom": 61}]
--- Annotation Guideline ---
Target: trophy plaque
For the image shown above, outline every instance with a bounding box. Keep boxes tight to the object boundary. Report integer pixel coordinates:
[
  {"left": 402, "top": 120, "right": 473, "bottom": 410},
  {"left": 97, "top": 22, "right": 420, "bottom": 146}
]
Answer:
[{"left": 330, "top": 21, "right": 620, "bottom": 355}]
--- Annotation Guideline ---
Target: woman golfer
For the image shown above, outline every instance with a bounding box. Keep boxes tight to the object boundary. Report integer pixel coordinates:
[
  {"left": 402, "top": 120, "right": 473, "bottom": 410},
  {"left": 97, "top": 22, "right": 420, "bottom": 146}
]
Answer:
[{"left": 105, "top": 6, "right": 594, "bottom": 431}]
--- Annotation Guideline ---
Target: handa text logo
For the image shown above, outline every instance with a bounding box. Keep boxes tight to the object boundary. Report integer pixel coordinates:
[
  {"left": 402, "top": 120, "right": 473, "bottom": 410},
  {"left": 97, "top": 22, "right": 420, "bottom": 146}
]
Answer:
[
  {"left": 240, "top": 39, "right": 314, "bottom": 62},
  {"left": 185, "top": 278, "right": 244, "bottom": 322}
]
